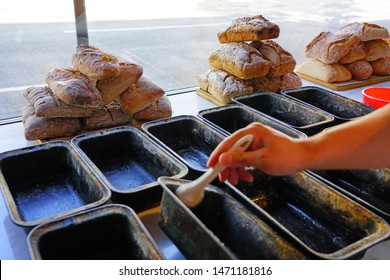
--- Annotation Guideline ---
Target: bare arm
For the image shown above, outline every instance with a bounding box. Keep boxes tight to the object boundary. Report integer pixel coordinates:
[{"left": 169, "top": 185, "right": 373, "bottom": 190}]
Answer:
[{"left": 207, "top": 104, "right": 390, "bottom": 184}]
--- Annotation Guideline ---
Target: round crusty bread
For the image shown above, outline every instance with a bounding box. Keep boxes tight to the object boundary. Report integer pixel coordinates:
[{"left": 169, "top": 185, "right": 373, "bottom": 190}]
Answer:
[
  {"left": 133, "top": 95, "right": 172, "bottom": 121},
  {"left": 344, "top": 60, "right": 373, "bottom": 80},
  {"left": 360, "top": 39, "right": 390, "bottom": 61},
  {"left": 338, "top": 45, "right": 367, "bottom": 64},
  {"left": 369, "top": 58, "right": 390, "bottom": 75}
]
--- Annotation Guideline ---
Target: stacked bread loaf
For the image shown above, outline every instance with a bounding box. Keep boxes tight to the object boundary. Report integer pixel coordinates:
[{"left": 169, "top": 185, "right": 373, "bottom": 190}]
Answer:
[
  {"left": 197, "top": 15, "right": 302, "bottom": 104},
  {"left": 22, "top": 45, "right": 172, "bottom": 140},
  {"left": 297, "top": 22, "right": 390, "bottom": 83}
]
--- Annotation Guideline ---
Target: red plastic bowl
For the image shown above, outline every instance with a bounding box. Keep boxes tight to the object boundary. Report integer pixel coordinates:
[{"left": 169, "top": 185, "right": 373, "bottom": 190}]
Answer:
[{"left": 362, "top": 87, "right": 390, "bottom": 108}]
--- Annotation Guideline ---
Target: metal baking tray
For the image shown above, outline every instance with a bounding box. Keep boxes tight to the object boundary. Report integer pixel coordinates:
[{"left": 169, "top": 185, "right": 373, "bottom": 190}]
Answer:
[
  {"left": 27, "top": 204, "right": 164, "bottom": 260},
  {"left": 71, "top": 126, "right": 188, "bottom": 212},
  {"left": 308, "top": 169, "right": 390, "bottom": 220},
  {"left": 0, "top": 141, "right": 111, "bottom": 228},
  {"left": 198, "top": 104, "right": 306, "bottom": 139},
  {"left": 233, "top": 92, "right": 336, "bottom": 135},
  {"left": 225, "top": 169, "right": 390, "bottom": 259},
  {"left": 157, "top": 177, "right": 307, "bottom": 260},
  {"left": 142, "top": 115, "right": 227, "bottom": 173},
  {"left": 282, "top": 86, "right": 375, "bottom": 122}
]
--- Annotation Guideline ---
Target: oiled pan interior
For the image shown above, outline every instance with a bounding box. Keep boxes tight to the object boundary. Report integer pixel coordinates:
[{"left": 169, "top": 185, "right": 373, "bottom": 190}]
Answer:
[{"left": 233, "top": 171, "right": 373, "bottom": 254}]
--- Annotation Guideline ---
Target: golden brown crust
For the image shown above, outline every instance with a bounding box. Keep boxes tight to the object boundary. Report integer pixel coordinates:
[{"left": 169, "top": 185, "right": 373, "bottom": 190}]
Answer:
[
  {"left": 369, "top": 58, "right": 390, "bottom": 75},
  {"left": 360, "top": 39, "right": 390, "bottom": 61},
  {"left": 23, "top": 86, "right": 93, "bottom": 118},
  {"left": 80, "top": 100, "right": 133, "bottom": 130},
  {"left": 72, "top": 45, "right": 121, "bottom": 80},
  {"left": 296, "top": 59, "right": 351, "bottom": 83},
  {"left": 344, "top": 60, "right": 373, "bottom": 80},
  {"left": 197, "top": 69, "right": 253, "bottom": 104},
  {"left": 251, "top": 40, "right": 296, "bottom": 76},
  {"left": 279, "top": 73, "right": 303, "bottom": 92},
  {"left": 117, "top": 75, "right": 165, "bottom": 115},
  {"left": 338, "top": 45, "right": 366, "bottom": 64},
  {"left": 96, "top": 58, "right": 143, "bottom": 106},
  {"left": 133, "top": 95, "right": 172, "bottom": 121},
  {"left": 337, "top": 22, "right": 390, "bottom": 41},
  {"left": 45, "top": 68, "right": 102, "bottom": 107},
  {"left": 305, "top": 32, "right": 360, "bottom": 64},
  {"left": 218, "top": 15, "right": 280, "bottom": 43},
  {"left": 22, "top": 104, "right": 81, "bottom": 140},
  {"left": 247, "top": 75, "right": 281, "bottom": 93},
  {"left": 209, "top": 42, "right": 270, "bottom": 79}
]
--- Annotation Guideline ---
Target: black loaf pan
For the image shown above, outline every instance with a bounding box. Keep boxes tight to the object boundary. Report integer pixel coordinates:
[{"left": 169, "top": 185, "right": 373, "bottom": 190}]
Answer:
[
  {"left": 224, "top": 169, "right": 390, "bottom": 259},
  {"left": 142, "top": 115, "right": 227, "bottom": 173},
  {"left": 308, "top": 168, "right": 390, "bottom": 221},
  {"left": 71, "top": 126, "right": 188, "bottom": 212},
  {"left": 198, "top": 104, "right": 306, "bottom": 139},
  {"left": 157, "top": 177, "right": 307, "bottom": 260},
  {"left": 233, "top": 92, "right": 335, "bottom": 136},
  {"left": 0, "top": 141, "right": 111, "bottom": 228},
  {"left": 282, "top": 86, "right": 375, "bottom": 122},
  {"left": 27, "top": 204, "right": 164, "bottom": 260}
]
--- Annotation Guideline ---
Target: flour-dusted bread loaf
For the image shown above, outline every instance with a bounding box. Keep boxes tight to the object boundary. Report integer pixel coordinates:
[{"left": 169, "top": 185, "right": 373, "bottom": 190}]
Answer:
[
  {"left": 45, "top": 68, "right": 102, "bottom": 107},
  {"left": 279, "top": 72, "right": 303, "bottom": 92},
  {"left": 80, "top": 100, "right": 133, "bottom": 130},
  {"left": 296, "top": 59, "right": 351, "bottom": 83},
  {"left": 117, "top": 75, "right": 165, "bottom": 115},
  {"left": 218, "top": 15, "right": 280, "bottom": 43},
  {"left": 344, "top": 60, "right": 373, "bottom": 80},
  {"left": 250, "top": 40, "right": 296, "bottom": 76},
  {"left": 23, "top": 86, "right": 93, "bottom": 118},
  {"left": 360, "top": 39, "right": 390, "bottom": 61},
  {"left": 338, "top": 45, "right": 366, "bottom": 64},
  {"left": 72, "top": 44, "right": 121, "bottom": 80},
  {"left": 305, "top": 32, "right": 360, "bottom": 64},
  {"left": 248, "top": 75, "right": 281, "bottom": 93},
  {"left": 133, "top": 95, "right": 172, "bottom": 121},
  {"left": 369, "top": 58, "right": 390, "bottom": 75},
  {"left": 197, "top": 69, "right": 253, "bottom": 104},
  {"left": 22, "top": 104, "right": 81, "bottom": 140},
  {"left": 209, "top": 42, "right": 270, "bottom": 79},
  {"left": 337, "top": 22, "right": 390, "bottom": 42},
  {"left": 97, "top": 58, "right": 143, "bottom": 106}
]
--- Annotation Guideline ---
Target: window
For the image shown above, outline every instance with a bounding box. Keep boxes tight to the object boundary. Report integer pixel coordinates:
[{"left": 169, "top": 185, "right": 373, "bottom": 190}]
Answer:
[{"left": 0, "top": 0, "right": 389, "bottom": 121}]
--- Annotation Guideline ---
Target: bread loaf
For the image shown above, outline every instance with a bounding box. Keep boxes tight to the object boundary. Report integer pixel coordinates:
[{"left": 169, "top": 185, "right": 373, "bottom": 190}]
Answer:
[
  {"left": 296, "top": 59, "right": 351, "bottom": 83},
  {"left": 305, "top": 32, "right": 360, "bottom": 64},
  {"left": 22, "top": 104, "right": 81, "bottom": 140},
  {"left": 72, "top": 45, "right": 120, "bottom": 80},
  {"left": 97, "top": 59, "right": 143, "bottom": 105},
  {"left": 369, "top": 58, "right": 390, "bottom": 75},
  {"left": 250, "top": 40, "right": 296, "bottom": 76},
  {"left": 338, "top": 45, "right": 366, "bottom": 64},
  {"left": 337, "top": 22, "right": 390, "bottom": 41},
  {"left": 80, "top": 100, "right": 133, "bottom": 130},
  {"left": 344, "top": 60, "right": 373, "bottom": 80},
  {"left": 248, "top": 75, "right": 281, "bottom": 93},
  {"left": 360, "top": 39, "right": 390, "bottom": 61},
  {"left": 279, "top": 73, "right": 303, "bottom": 92},
  {"left": 45, "top": 68, "right": 102, "bottom": 107},
  {"left": 23, "top": 86, "right": 93, "bottom": 118},
  {"left": 217, "top": 15, "right": 280, "bottom": 43},
  {"left": 133, "top": 95, "right": 172, "bottom": 121},
  {"left": 197, "top": 69, "right": 253, "bottom": 104},
  {"left": 209, "top": 42, "right": 270, "bottom": 79},
  {"left": 117, "top": 75, "right": 165, "bottom": 115}
]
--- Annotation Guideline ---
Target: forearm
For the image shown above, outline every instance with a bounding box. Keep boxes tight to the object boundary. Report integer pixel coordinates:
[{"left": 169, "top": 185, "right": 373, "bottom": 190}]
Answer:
[{"left": 301, "top": 104, "right": 390, "bottom": 170}]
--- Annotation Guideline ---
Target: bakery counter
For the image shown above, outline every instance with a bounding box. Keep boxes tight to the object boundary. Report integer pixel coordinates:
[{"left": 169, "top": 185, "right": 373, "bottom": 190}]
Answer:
[{"left": 1, "top": 83, "right": 390, "bottom": 260}]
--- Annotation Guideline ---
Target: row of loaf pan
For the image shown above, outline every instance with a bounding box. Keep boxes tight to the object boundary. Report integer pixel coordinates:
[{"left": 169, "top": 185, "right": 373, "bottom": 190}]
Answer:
[{"left": 0, "top": 88, "right": 388, "bottom": 259}]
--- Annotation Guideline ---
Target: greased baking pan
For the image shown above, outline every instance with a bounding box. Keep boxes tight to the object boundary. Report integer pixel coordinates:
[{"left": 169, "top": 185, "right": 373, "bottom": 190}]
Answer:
[
  {"left": 308, "top": 169, "right": 390, "bottom": 220},
  {"left": 158, "top": 177, "right": 307, "bottom": 260},
  {"left": 282, "top": 86, "right": 375, "bottom": 122},
  {"left": 27, "top": 204, "right": 164, "bottom": 260},
  {"left": 198, "top": 104, "right": 306, "bottom": 139},
  {"left": 142, "top": 115, "right": 227, "bottom": 173},
  {"left": 0, "top": 141, "right": 111, "bottom": 227},
  {"left": 233, "top": 92, "right": 335, "bottom": 135},
  {"left": 225, "top": 169, "right": 390, "bottom": 259},
  {"left": 71, "top": 127, "right": 188, "bottom": 211}
]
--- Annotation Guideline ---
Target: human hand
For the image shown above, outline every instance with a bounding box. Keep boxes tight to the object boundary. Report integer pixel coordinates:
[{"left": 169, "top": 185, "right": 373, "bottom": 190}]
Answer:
[{"left": 207, "top": 122, "right": 306, "bottom": 184}]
